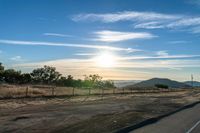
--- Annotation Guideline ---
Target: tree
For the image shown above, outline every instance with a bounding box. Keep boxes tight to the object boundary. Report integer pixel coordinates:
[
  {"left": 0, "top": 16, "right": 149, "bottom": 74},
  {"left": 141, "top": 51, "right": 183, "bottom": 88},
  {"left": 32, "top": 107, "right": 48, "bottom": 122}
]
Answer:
[
  {"left": 19, "top": 73, "right": 32, "bottom": 84},
  {"left": 103, "top": 80, "right": 115, "bottom": 88},
  {"left": 0, "top": 63, "right": 4, "bottom": 82},
  {"left": 73, "top": 79, "right": 82, "bottom": 87},
  {"left": 155, "top": 84, "right": 169, "bottom": 89},
  {"left": 3, "top": 69, "right": 21, "bottom": 84},
  {"left": 83, "top": 74, "right": 103, "bottom": 88},
  {"left": 56, "top": 75, "right": 74, "bottom": 87},
  {"left": 0, "top": 62, "right": 117, "bottom": 88},
  {"left": 31, "top": 65, "right": 61, "bottom": 84},
  {"left": 66, "top": 75, "right": 74, "bottom": 87},
  {"left": 0, "top": 63, "right": 4, "bottom": 71},
  {"left": 56, "top": 76, "right": 67, "bottom": 86}
]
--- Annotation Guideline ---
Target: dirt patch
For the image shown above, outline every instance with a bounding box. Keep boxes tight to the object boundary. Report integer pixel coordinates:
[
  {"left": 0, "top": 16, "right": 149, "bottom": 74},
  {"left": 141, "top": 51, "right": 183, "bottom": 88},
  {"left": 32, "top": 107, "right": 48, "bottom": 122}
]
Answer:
[
  {"left": 12, "top": 116, "right": 30, "bottom": 121},
  {"left": 53, "top": 111, "right": 145, "bottom": 133},
  {"left": 52, "top": 99, "right": 183, "bottom": 133}
]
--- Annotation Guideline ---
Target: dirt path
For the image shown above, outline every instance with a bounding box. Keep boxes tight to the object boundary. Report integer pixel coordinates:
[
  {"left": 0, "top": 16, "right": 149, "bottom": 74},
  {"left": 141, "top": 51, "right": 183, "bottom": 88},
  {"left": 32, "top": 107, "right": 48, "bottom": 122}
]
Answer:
[{"left": 0, "top": 90, "right": 200, "bottom": 133}]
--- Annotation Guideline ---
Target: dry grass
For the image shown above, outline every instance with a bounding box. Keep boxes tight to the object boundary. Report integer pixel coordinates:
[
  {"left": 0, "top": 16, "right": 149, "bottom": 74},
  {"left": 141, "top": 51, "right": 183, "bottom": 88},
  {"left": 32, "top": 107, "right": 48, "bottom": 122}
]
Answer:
[
  {"left": 0, "top": 85, "right": 46, "bottom": 98},
  {"left": 0, "top": 84, "right": 198, "bottom": 99},
  {"left": 0, "top": 84, "right": 116, "bottom": 98}
]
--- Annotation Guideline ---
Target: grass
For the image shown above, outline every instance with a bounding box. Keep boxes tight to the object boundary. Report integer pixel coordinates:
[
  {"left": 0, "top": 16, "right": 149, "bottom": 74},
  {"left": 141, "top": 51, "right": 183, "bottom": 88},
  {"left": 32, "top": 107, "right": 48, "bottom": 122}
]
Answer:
[{"left": 0, "top": 84, "right": 196, "bottom": 99}]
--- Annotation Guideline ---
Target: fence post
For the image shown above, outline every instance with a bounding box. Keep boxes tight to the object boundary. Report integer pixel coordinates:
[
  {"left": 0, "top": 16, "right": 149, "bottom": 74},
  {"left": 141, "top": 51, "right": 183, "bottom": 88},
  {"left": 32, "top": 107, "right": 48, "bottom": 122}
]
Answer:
[
  {"left": 113, "top": 88, "right": 115, "bottom": 94},
  {"left": 72, "top": 87, "right": 75, "bottom": 96},
  {"left": 52, "top": 87, "right": 55, "bottom": 96},
  {"left": 101, "top": 88, "right": 104, "bottom": 100},
  {"left": 89, "top": 87, "right": 91, "bottom": 95},
  {"left": 123, "top": 88, "right": 125, "bottom": 95},
  {"left": 25, "top": 86, "right": 29, "bottom": 97}
]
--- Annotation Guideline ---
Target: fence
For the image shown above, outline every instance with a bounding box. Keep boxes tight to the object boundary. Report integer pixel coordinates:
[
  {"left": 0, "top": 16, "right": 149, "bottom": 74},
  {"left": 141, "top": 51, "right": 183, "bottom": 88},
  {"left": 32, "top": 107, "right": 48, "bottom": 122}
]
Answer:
[{"left": 0, "top": 84, "right": 191, "bottom": 99}]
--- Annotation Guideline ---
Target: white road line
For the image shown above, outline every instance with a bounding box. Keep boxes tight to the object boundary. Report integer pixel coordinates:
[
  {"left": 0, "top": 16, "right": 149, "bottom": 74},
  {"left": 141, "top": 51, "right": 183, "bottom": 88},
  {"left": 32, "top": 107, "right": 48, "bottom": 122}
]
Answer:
[{"left": 186, "top": 120, "right": 200, "bottom": 133}]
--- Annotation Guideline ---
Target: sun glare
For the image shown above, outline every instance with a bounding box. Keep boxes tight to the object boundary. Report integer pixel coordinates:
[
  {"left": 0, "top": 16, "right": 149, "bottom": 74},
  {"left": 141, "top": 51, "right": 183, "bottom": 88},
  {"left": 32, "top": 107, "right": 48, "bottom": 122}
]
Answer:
[{"left": 94, "top": 52, "right": 116, "bottom": 68}]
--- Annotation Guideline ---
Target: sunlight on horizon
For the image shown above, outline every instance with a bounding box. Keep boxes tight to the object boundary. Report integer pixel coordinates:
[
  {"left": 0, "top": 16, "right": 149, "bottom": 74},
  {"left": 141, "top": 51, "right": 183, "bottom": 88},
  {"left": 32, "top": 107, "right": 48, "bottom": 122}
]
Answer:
[{"left": 93, "top": 51, "right": 117, "bottom": 68}]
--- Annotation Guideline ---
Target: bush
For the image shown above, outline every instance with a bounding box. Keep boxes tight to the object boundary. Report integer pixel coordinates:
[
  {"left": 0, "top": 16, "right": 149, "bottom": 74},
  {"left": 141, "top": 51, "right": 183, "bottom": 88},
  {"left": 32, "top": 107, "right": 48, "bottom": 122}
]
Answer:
[{"left": 155, "top": 84, "right": 169, "bottom": 89}]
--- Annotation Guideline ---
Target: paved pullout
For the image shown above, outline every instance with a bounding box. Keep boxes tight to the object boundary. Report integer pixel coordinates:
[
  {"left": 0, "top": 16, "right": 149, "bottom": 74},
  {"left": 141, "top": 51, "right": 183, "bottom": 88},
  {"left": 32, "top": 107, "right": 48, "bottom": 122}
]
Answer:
[{"left": 132, "top": 103, "right": 200, "bottom": 133}]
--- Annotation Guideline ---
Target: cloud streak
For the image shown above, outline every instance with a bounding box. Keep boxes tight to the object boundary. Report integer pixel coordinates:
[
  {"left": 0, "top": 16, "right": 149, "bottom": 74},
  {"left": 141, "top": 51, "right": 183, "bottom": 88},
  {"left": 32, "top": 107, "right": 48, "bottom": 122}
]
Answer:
[
  {"left": 118, "top": 54, "right": 200, "bottom": 60},
  {"left": 74, "top": 53, "right": 97, "bottom": 56},
  {"left": 93, "top": 30, "right": 156, "bottom": 42},
  {"left": 73, "top": 11, "right": 200, "bottom": 34},
  {"left": 72, "top": 11, "right": 180, "bottom": 23},
  {"left": 187, "top": 0, "right": 200, "bottom": 6},
  {"left": 0, "top": 39, "right": 138, "bottom": 52},
  {"left": 43, "top": 33, "right": 73, "bottom": 37},
  {"left": 10, "top": 56, "right": 23, "bottom": 61},
  {"left": 168, "top": 40, "right": 189, "bottom": 44}
]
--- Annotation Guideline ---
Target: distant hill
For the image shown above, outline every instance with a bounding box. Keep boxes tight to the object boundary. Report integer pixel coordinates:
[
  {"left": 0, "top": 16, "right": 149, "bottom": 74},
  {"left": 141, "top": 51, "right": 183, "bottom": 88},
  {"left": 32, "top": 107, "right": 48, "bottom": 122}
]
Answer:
[
  {"left": 184, "top": 81, "right": 200, "bottom": 87},
  {"left": 113, "top": 80, "right": 141, "bottom": 88},
  {"left": 126, "top": 78, "right": 190, "bottom": 88}
]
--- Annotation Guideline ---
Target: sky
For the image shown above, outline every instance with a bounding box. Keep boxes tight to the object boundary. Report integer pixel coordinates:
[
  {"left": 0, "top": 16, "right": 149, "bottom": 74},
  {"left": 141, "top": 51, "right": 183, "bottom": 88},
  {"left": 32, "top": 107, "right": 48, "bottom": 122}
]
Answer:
[{"left": 0, "top": 0, "right": 200, "bottom": 81}]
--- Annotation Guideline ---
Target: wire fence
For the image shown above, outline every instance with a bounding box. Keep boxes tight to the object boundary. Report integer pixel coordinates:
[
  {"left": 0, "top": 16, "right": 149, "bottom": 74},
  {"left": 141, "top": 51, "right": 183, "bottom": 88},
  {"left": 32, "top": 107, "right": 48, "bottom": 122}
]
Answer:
[{"left": 0, "top": 84, "right": 192, "bottom": 99}]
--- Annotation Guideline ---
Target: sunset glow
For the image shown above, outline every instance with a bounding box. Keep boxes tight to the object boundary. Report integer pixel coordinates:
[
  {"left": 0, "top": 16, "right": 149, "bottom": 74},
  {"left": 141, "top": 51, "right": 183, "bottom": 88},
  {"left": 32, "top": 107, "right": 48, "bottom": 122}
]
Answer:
[{"left": 94, "top": 52, "right": 116, "bottom": 68}]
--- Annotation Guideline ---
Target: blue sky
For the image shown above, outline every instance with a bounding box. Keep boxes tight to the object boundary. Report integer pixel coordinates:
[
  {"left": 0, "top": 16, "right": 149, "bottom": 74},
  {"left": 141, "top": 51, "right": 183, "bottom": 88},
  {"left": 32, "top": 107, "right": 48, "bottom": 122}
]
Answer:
[{"left": 0, "top": 0, "right": 200, "bottom": 81}]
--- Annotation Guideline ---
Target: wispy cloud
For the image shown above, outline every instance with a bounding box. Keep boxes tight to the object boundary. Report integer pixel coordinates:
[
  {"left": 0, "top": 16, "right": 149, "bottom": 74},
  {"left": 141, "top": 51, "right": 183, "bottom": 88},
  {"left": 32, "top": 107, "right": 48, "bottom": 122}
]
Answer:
[
  {"left": 191, "top": 26, "right": 200, "bottom": 33},
  {"left": 156, "top": 51, "right": 168, "bottom": 56},
  {"left": 72, "top": 11, "right": 180, "bottom": 23},
  {"left": 186, "top": 0, "right": 200, "bottom": 6},
  {"left": 73, "top": 11, "right": 200, "bottom": 34},
  {"left": 135, "top": 16, "right": 200, "bottom": 32},
  {"left": 167, "top": 17, "right": 200, "bottom": 28},
  {"left": 134, "top": 21, "right": 165, "bottom": 29},
  {"left": 10, "top": 56, "right": 23, "bottom": 61},
  {"left": 118, "top": 55, "right": 200, "bottom": 60},
  {"left": 0, "top": 39, "right": 138, "bottom": 52},
  {"left": 74, "top": 53, "right": 97, "bottom": 56},
  {"left": 43, "top": 33, "right": 73, "bottom": 37},
  {"left": 93, "top": 30, "right": 156, "bottom": 42},
  {"left": 168, "top": 40, "right": 189, "bottom": 44},
  {"left": 115, "top": 51, "right": 200, "bottom": 61}
]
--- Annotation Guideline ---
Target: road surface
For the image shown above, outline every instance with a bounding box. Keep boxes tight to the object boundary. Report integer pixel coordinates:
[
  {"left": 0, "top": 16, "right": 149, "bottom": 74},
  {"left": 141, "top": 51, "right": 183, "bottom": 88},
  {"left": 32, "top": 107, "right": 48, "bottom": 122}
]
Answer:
[{"left": 132, "top": 103, "right": 200, "bottom": 133}]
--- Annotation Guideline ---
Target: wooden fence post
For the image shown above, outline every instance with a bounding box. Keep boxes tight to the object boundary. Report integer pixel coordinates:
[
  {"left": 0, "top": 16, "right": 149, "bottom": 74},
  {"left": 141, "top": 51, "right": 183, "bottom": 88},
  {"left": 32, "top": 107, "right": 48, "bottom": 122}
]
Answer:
[
  {"left": 52, "top": 87, "right": 55, "bottom": 96},
  {"left": 25, "top": 86, "right": 29, "bottom": 97},
  {"left": 72, "top": 87, "right": 75, "bottom": 96},
  {"left": 101, "top": 88, "right": 104, "bottom": 100},
  {"left": 89, "top": 87, "right": 91, "bottom": 95},
  {"left": 113, "top": 88, "right": 115, "bottom": 94}
]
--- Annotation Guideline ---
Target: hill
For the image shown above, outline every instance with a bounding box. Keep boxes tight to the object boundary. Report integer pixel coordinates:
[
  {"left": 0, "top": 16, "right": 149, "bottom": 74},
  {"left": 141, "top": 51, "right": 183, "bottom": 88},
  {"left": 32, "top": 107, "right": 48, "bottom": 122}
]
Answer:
[
  {"left": 184, "top": 81, "right": 200, "bottom": 87},
  {"left": 126, "top": 78, "right": 190, "bottom": 88},
  {"left": 113, "top": 80, "right": 141, "bottom": 88}
]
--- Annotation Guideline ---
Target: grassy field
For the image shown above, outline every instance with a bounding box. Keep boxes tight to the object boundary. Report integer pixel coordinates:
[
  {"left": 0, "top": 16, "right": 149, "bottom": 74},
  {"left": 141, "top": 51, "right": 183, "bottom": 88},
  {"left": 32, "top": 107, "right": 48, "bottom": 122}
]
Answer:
[{"left": 0, "top": 84, "right": 191, "bottom": 99}]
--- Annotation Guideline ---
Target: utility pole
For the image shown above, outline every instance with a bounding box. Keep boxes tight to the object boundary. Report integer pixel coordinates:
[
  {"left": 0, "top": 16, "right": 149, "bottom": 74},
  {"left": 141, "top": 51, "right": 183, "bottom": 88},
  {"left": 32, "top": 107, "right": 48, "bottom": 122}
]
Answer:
[{"left": 191, "top": 74, "right": 194, "bottom": 88}]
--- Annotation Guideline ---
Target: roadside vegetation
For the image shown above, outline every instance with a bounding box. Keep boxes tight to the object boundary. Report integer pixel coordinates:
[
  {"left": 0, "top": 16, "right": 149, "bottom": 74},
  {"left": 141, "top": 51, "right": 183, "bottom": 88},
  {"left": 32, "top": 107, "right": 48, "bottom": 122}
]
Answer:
[{"left": 0, "top": 62, "right": 115, "bottom": 88}]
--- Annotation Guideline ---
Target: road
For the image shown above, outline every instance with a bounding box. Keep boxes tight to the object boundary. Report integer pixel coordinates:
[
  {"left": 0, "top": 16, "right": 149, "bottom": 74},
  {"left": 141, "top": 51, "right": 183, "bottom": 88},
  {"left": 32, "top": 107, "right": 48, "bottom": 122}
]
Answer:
[{"left": 132, "top": 103, "right": 200, "bottom": 133}]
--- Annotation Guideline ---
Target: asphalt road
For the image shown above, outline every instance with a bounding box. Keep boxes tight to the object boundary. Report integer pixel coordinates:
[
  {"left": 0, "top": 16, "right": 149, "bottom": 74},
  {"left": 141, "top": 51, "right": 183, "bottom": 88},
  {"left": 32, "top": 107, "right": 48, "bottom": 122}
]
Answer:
[{"left": 132, "top": 103, "right": 200, "bottom": 133}]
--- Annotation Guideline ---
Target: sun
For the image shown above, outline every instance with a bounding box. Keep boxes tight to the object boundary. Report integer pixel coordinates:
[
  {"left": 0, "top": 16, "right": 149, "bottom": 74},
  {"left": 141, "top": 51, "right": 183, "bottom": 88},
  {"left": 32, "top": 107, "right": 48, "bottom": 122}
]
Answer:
[{"left": 94, "top": 52, "right": 116, "bottom": 68}]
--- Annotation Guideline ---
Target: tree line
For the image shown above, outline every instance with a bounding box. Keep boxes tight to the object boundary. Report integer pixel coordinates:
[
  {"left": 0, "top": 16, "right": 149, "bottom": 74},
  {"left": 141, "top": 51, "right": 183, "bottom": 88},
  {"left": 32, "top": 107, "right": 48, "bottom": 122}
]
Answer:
[{"left": 0, "top": 63, "right": 115, "bottom": 88}]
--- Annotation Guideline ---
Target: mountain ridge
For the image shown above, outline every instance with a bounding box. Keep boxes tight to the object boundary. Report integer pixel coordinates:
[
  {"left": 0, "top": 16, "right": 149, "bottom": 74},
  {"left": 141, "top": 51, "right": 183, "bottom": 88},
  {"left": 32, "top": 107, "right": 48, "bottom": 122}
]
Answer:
[
  {"left": 184, "top": 81, "right": 200, "bottom": 87},
  {"left": 125, "top": 78, "right": 190, "bottom": 88}
]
